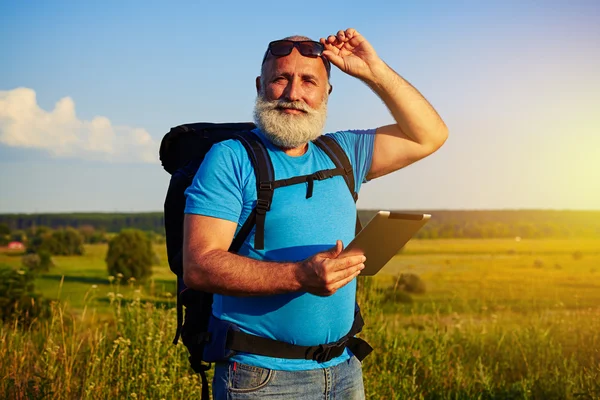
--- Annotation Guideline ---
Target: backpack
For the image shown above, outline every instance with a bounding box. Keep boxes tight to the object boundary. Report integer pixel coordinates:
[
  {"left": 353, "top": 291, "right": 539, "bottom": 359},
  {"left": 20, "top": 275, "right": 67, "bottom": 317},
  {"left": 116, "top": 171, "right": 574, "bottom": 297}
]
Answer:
[{"left": 159, "top": 122, "right": 372, "bottom": 399}]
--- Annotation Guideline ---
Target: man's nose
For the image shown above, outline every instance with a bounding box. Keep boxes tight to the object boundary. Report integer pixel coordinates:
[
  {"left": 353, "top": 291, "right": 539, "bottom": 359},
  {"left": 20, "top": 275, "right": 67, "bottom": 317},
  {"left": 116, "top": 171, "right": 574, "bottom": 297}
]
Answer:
[{"left": 283, "top": 79, "right": 302, "bottom": 102}]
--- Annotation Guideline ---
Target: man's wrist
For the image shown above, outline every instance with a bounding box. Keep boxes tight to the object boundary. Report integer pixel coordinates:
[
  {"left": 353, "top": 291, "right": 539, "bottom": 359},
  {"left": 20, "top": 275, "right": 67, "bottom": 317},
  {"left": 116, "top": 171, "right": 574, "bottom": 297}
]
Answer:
[{"left": 286, "top": 261, "right": 306, "bottom": 292}]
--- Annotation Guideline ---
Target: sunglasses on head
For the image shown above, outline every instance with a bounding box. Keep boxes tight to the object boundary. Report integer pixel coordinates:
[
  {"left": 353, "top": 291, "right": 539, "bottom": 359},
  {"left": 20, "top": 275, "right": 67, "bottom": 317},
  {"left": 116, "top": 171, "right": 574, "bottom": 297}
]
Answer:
[{"left": 262, "top": 40, "right": 331, "bottom": 76}]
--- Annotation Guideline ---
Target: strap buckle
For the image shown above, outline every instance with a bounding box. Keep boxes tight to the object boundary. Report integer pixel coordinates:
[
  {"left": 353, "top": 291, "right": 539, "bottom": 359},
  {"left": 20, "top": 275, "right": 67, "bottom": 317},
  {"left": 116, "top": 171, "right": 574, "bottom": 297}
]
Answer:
[
  {"left": 259, "top": 181, "right": 273, "bottom": 191},
  {"left": 310, "top": 341, "right": 347, "bottom": 363},
  {"left": 314, "top": 170, "right": 327, "bottom": 180},
  {"left": 256, "top": 199, "right": 270, "bottom": 214}
]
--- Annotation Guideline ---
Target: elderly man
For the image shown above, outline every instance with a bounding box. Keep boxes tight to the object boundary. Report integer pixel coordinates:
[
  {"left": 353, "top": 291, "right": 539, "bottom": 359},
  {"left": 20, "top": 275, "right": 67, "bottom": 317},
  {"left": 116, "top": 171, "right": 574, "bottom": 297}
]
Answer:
[{"left": 183, "top": 28, "right": 447, "bottom": 399}]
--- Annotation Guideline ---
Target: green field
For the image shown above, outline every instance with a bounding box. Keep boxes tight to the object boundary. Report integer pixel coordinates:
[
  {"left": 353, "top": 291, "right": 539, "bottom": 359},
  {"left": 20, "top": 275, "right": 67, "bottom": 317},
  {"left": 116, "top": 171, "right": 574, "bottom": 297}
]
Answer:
[{"left": 2, "top": 238, "right": 600, "bottom": 399}]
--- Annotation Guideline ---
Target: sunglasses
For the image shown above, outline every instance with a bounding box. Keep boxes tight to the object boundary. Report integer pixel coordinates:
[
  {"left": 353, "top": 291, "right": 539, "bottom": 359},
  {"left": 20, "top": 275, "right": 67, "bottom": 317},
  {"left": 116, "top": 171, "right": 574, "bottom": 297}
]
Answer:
[{"left": 262, "top": 40, "right": 331, "bottom": 76}]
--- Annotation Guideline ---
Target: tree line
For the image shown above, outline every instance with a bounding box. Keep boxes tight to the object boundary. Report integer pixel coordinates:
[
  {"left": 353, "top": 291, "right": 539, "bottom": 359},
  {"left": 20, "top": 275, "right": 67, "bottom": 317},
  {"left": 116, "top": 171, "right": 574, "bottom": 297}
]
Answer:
[{"left": 1, "top": 210, "right": 599, "bottom": 239}]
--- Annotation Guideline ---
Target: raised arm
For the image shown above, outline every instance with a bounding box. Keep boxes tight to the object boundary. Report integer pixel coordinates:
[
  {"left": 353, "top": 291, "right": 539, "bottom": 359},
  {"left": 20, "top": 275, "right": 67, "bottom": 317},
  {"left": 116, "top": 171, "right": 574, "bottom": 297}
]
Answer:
[
  {"left": 321, "top": 28, "right": 449, "bottom": 180},
  {"left": 182, "top": 214, "right": 365, "bottom": 297}
]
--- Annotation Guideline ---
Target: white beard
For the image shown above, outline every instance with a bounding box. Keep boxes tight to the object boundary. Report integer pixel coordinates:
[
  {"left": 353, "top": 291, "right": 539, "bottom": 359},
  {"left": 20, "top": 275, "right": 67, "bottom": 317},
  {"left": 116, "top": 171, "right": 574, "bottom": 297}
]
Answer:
[{"left": 253, "top": 92, "right": 328, "bottom": 149}]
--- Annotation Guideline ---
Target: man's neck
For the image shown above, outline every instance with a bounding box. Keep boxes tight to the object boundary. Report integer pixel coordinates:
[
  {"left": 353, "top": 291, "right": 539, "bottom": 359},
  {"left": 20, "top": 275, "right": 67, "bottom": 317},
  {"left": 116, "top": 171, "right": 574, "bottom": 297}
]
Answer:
[{"left": 281, "top": 143, "right": 309, "bottom": 157}]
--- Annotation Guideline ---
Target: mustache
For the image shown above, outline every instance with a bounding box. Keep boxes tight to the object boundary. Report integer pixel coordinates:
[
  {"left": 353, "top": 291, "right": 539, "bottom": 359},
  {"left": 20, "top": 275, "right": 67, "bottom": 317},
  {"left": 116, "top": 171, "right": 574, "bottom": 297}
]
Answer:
[{"left": 265, "top": 99, "right": 312, "bottom": 114}]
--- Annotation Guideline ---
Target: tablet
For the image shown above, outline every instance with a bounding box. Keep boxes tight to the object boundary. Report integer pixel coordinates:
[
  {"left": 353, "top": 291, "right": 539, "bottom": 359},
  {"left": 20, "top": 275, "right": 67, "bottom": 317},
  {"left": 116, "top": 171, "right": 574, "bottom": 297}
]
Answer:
[{"left": 341, "top": 211, "right": 431, "bottom": 276}]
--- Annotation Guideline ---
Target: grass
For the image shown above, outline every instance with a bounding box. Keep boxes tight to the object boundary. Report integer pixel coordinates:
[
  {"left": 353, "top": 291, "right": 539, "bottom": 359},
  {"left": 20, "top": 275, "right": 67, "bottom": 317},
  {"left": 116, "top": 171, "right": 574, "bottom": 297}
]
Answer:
[{"left": 2, "top": 238, "right": 600, "bottom": 399}]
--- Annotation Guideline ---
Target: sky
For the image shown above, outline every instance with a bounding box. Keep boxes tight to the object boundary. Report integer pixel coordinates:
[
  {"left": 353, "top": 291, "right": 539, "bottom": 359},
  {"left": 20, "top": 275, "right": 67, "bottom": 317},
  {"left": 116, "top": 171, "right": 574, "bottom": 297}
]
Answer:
[{"left": 1, "top": 0, "right": 599, "bottom": 213}]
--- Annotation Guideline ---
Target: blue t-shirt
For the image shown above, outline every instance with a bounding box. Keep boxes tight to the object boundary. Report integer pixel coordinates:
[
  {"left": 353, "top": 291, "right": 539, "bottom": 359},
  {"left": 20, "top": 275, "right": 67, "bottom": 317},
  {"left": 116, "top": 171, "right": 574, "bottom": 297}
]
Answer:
[{"left": 184, "top": 128, "right": 376, "bottom": 370}]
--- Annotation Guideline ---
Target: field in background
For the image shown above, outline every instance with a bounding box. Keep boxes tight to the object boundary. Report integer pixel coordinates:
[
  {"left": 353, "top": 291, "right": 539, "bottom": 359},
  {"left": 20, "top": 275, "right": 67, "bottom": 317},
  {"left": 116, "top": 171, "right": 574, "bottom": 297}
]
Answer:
[{"left": 2, "top": 238, "right": 600, "bottom": 399}]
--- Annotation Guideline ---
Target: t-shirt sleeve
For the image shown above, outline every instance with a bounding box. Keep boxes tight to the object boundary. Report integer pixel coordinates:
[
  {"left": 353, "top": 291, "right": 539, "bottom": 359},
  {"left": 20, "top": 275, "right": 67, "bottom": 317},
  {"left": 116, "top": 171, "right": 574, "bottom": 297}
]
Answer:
[
  {"left": 327, "top": 129, "right": 376, "bottom": 193},
  {"left": 184, "top": 142, "right": 245, "bottom": 223}
]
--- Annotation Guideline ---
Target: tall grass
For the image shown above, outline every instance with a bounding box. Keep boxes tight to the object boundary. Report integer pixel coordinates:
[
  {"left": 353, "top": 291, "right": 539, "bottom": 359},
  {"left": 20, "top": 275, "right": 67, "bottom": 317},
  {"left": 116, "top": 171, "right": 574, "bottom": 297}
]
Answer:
[
  {"left": 2, "top": 272, "right": 600, "bottom": 399},
  {"left": 2, "top": 281, "right": 201, "bottom": 400},
  {"left": 358, "top": 278, "right": 600, "bottom": 399}
]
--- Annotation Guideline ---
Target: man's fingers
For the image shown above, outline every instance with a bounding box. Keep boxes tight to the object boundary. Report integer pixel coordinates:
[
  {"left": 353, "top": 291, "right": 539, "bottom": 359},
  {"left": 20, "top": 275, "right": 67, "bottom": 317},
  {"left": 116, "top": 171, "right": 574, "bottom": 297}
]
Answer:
[
  {"left": 345, "top": 28, "right": 357, "bottom": 39},
  {"left": 322, "top": 267, "right": 363, "bottom": 296},
  {"left": 329, "top": 262, "right": 364, "bottom": 284},
  {"left": 328, "top": 254, "right": 366, "bottom": 271},
  {"left": 336, "top": 30, "right": 345, "bottom": 41}
]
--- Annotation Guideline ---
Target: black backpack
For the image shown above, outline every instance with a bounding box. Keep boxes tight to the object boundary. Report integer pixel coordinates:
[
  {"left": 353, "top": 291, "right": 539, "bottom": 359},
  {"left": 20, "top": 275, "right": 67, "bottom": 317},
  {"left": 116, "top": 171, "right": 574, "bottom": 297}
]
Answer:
[{"left": 159, "top": 122, "right": 372, "bottom": 399}]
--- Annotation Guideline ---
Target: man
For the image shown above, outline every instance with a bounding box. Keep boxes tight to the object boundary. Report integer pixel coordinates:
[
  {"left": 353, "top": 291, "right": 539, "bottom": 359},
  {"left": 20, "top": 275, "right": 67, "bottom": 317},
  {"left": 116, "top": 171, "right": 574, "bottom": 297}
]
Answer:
[{"left": 183, "top": 28, "right": 448, "bottom": 399}]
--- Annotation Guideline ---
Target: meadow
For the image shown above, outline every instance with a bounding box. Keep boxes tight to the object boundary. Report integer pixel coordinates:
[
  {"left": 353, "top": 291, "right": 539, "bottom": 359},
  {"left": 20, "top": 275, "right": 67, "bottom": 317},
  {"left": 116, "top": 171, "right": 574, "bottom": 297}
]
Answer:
[{"left": 1, "top": 238, "right": 600, "bottom": 399}]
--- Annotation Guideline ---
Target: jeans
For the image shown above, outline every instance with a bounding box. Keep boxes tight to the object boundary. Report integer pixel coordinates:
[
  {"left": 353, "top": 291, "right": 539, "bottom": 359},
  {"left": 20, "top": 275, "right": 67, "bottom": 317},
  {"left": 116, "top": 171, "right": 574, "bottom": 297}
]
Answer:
[{"left": 212, "top": 356, "right": 365, "bottom": 399}]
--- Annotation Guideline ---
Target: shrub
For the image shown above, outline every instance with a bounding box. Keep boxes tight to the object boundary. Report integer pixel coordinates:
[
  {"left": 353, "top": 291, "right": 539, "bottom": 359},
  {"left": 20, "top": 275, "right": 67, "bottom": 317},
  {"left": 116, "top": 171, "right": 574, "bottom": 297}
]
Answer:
[
  {"left": 106, "top": 229, "right": 155, "bottom": 283},
  {"left": 21, "top": 254, "right": 41, "bottom": 269},
  {"left": 0, "top": 265, "right": 51, "bottom": 324},
  {"left": 394, "top": 273, "right": 427, "bottom": 294},
  {"left": 21, "top": 251, "right": 53, "bottom": 273}
]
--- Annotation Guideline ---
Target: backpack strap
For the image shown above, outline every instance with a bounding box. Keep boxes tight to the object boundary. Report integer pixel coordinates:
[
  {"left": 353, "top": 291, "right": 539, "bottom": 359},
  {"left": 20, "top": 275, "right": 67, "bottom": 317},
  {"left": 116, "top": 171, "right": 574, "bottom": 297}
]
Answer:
[
  {"left": 313, "top": 136, "right": 363, "bottom": 233},
  {"left": 229, "top": 132, "right": 274, "bottom": 252},
  {"left": 224, "top": 306, "right": 373, "bottom": 362}
]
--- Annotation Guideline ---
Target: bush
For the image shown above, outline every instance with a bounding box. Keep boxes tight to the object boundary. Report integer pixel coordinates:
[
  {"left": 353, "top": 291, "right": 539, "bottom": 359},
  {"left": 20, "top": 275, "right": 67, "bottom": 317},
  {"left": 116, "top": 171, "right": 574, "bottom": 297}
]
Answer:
[
  {"left": 21, "top": 251, "right": 53, "bottom": 273},
  {"left": 106, "top": 229, "right": 155, "bottom": 283},
  {"left": 394, "top": 273, "right": 427, "bottom": 294},
  {"left": 0, "top": 265, "right": 51, "bottom": 324}
]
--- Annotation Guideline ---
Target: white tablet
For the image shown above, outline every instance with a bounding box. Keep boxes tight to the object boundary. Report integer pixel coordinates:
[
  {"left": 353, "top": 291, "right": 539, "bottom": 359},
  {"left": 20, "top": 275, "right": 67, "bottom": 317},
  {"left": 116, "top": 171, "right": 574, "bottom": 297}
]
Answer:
[{"left": 341, "top": 211, "right": 431, "bottom": 276}]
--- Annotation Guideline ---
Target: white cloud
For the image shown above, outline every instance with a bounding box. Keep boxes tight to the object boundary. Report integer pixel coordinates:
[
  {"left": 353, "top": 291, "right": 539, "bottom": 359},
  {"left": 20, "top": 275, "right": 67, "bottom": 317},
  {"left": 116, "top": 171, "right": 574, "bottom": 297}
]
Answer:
[{"left": 0, "top": 87, "right": 158, "bottom": 163}]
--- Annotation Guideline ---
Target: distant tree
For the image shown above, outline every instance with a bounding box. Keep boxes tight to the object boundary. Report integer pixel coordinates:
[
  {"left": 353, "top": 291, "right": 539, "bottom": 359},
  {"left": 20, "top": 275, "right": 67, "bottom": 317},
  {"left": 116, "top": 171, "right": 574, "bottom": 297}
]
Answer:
[
  {"left": 10, "top": 230, "right": 27, "bottom": 243},
  {"left": 105, "top": 229, "right": 155, "bottom": 282},
  {"left": 53, "top": 227, "right": 85, "bottom": 255},
  {"left": 26, "top": 227, "right": 84, "bottom": 256},
  {"left": 0, "top": 223, "right": 9, "bottom": 246},
  {"left": 0, "top": 223, "right": 10, "bottom": 236}
]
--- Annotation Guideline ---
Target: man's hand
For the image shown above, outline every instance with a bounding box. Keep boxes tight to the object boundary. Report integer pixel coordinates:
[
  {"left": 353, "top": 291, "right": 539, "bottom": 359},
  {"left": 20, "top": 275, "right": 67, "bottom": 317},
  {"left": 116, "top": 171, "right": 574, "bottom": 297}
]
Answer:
[
  {"left": 320, "top": 28, "right": 383, "bottom": 82},
  {"left": 298, "top": 240, "right": 366, "bottom": 296}
]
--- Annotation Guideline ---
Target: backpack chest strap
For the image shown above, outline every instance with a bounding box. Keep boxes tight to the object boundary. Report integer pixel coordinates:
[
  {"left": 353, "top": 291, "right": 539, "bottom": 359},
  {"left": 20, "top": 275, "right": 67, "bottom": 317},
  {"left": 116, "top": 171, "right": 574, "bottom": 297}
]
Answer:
[{"left": 270, "top": 167, "right": 346, "bottom": 199}]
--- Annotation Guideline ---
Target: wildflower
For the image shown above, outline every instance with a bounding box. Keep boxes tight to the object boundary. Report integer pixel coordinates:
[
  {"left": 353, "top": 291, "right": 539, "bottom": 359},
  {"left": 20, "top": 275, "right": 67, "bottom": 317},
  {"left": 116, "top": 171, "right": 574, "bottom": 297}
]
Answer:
[
  {"left": 17, "top": 270, "right": 26, "bottom": 275},
  {"left": 108, "top": 276, "right": 115, "bottom": 283},
  {"left": 128, "top": 276, "right": 136, "bottom": 282},
  {"left": 116, "top": 273, "right": 124, "bottom": 278},
  {"left": 116, "top": 293, "right": 123, "bottom": 298},
  {"left": 91, "top": 285, "right": 98, "bottom": 289}
]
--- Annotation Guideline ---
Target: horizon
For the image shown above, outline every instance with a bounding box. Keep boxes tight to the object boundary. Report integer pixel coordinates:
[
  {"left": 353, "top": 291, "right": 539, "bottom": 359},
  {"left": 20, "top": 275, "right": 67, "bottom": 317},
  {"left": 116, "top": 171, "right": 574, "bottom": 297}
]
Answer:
[
  {"left": 1, "top": 1, "right": 599, "bottom": 213},
  {"left": 2, "top": 208, "right": 600, "bottom": 216}
]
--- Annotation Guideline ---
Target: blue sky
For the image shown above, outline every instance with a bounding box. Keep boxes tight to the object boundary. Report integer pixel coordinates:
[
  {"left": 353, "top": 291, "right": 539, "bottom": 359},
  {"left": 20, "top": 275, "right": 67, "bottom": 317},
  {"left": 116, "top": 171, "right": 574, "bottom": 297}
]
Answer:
[{"left": 1, "top": 0, "right": 599, "bottom": 213}]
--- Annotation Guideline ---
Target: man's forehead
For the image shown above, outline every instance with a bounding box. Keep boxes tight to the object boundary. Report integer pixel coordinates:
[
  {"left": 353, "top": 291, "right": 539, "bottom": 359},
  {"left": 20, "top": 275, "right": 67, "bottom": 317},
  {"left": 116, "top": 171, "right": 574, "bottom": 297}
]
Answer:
[{"left": 265, "top": 50, "right": 328, "bottom": 79}]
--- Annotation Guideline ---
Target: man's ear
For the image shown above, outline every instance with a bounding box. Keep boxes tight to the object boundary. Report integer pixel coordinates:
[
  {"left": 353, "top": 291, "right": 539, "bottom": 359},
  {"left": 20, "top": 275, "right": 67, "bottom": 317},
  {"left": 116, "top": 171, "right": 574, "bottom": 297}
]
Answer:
[
  {"left": 256, "top": 77, "right": 261, "bottom": 94},
  {"left": 328, "top": 84, "right": 333, "bottom": 94}
]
